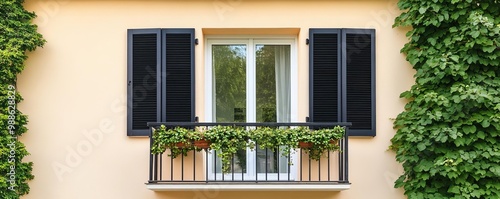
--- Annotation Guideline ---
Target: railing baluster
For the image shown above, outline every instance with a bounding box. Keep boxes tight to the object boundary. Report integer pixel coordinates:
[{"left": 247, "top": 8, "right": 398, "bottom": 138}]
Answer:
[
  {"left": 193, "top": 150, "right": 196, "bottom": 181},
  {"left": 300, "top": 148, "right": 303, "bottom": 182},
  {"left": 255, "top": 143, "right": 258, "bottom": 182},
  {"left": 328, "top": 150, "right": 330, "bottom": 181},
  {"left": 265, "top": 148, "right": 268, "bottom": 181},
  {"left": 205, "top": 149, "right": 209, "bottom": 183},
  {"left": 339, "top": 136, "right": 344, "bottom": 182},
  {"left": 288, "top": 149, "right": 291, "bottom": 181},
  {"left": 242, "top": 148, "right": 244, "bottom": 181},
  {"left": 170, "top": 153, "right": 173, "bottom": 181},
  {"left": 149, "top": 131, "right": 154, "bottom": 182},
  {"left": 181, "top": 152, "right": 184, "bottom": 181},
  {"left": 344, "top": 127, "right": 349, "bottom": 182},
  {"left": 231, "top": 153, "right": 234, "bottom": 181},
  {"left": 308, "top": 155, "right": 311, "bottom": 181},
  {"left": 277, "top": 147, "right": 280, "bottom": 181},
  {"left": 318, "top": 155, "right": 321, "bottom": 181},
  {"left": 154, "top": 154, "right": 158, "bottom": 181}
]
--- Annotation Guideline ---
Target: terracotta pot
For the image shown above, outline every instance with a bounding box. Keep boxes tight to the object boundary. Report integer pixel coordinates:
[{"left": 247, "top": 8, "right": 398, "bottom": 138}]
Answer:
[
  {"left": 193, "top": 140, "right": 211, "bottom": 149},
  {"left": 298, "top": 140, "right": 338, "bottom": 148},
  {"left": 298, "top": 141, "right": 313, "bottom": 148},
  {"left": 175, "top": 142, "right": 186, "bottom": 148}
]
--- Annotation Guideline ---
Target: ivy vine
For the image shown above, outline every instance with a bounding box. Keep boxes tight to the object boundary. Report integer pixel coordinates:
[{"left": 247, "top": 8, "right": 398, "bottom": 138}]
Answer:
[
  {"left": 391, "top": 0, "right": 499, "bottom": 198},
  {"left": 1, "top": 0, "right": 45, "bottom": 198}
]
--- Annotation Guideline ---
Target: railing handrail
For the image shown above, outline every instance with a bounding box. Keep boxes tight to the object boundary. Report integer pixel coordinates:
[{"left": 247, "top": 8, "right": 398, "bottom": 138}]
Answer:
[{"left": 147, "top": 122, "right": 352, "bottom": 129}]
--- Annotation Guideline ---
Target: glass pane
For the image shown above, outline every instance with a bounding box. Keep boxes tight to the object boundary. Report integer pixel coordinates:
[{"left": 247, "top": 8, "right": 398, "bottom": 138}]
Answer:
[
  {"left": 212, "top": 44, "right": 247, "bottom": 173},
  {"left": 213, "top": 45, "right": 247, "bottom": 122},
  {"left": 255, "top": 45, "right": 291, "bottom": 123},
  {"left": 214, "top": 150, "right": 247, "bottom": 173},
  {"left": 256, "top": 148, "right": 278, "bottom": 173},
  {"left": 256, "top": 147, "right": 289, "bottom": 174},
  {"left": 255, "top": 45, "right": 291, "bottom": 174}
]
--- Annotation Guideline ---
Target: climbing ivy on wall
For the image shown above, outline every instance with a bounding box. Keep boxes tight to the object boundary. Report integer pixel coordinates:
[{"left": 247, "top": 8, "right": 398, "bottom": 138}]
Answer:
[
  {"left": 390, "top": 0, "right": 500, "bottom": 198},
  {"left": 0, "top": 0, "right": 45, "bottom": 198}
]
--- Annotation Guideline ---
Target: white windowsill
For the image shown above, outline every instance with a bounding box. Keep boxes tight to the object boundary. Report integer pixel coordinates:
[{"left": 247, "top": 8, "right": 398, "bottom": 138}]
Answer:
[{"left": 146, "top": 183, "right": 350, "bottom": 191}]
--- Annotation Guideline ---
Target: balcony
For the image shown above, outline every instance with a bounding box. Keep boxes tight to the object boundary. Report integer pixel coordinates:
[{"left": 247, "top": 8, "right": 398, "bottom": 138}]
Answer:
[{"left": 146, "top": 122, "right": 351, "bottom": 191}]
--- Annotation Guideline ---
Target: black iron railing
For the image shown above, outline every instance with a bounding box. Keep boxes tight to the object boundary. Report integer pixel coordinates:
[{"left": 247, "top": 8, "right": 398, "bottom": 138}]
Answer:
[{"left": 147, "top": 122, "right": 350, "bottom": 185}]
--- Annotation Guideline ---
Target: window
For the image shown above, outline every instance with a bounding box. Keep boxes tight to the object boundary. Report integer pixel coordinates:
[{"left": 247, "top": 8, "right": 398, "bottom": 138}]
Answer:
[
  {"left": 205, "top": 38, "right": 298, "bottom": 180},
  {"left": 127, "top": 29, "right": 195, "bottom": 136},
  {"left": 309, "top": 29, "right": 376, "bottom": 136},
  {"left": 127, "top": 28, "right": 375, "bottom": 137}
]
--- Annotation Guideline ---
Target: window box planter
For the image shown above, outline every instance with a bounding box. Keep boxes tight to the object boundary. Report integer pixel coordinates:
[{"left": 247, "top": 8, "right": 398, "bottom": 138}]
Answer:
[{"left": 193, "top": 140, "right": 211, "bottom": 149}]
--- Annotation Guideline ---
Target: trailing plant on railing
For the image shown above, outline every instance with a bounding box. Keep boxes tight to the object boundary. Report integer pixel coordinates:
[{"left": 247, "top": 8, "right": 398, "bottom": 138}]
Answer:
[
  {"left": 151, "top": 126, "right": 199, "bottom": 158},
  {"left": 151, "top": 125, "right": 345, "bottom": 173},
  {"left": 250, "top": 127, "right": 300, "bottom": 164},
  {"left": 251, "top": 126, "right": 345, "bottom": 161},
  {"left": 0, "top": 0, "right": 45, "bottom": 198},
  {"left": 297, "top": 126, "right": 344, "bottom": 161},
  {"left": 391, "top": 0, "right": 500, "bottom": 198},
  {"left": 203, "top": 125, "right": 252, "bottom": 173}
]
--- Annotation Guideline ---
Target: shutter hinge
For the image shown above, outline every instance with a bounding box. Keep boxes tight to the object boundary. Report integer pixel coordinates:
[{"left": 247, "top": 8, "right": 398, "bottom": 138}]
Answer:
[
  {"left": 306, "top": 38, "right": 309, "bottom": 45},
  {"left": 306, "top": 117, "right": 310, "bottom": 122},
  {"left": 195, "top": 38, "right": 199, "bottom": 45},
  {"left": 195, "top": 116, "right": 199, "bottom": 122},
  {"left": 128, "top": 80, "right": 131, "bottom": 86}
]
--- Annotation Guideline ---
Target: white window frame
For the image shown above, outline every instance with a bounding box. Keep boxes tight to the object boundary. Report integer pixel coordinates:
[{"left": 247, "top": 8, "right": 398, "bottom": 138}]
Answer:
[{"left": 204, "top": 36, "right": 298, "bottom": 181}]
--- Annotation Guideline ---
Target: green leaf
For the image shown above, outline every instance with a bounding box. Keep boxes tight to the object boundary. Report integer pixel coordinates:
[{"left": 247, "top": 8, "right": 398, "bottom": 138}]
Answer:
[
  {"left": 449, "top": 130, "right": 458, "bottom": 139},
  {"left": 419, "top": 7, "right": 427, "bottom": 14},
  {"left": 400, "top": 91, "right": 413, "bottom": 98},
  {"left": 417, "top": 142, "right": 427, "bottom": 151},
  {"left": 483, "top": 45, "right": 496, "bottom": 53},
  {"left": 409, "top": 57, "right": 420, "bottom": 65},
  {"left": 454, "top": 137, "right": 466, "bottom": 146},
  {"left": 463, "top": 125, "right": 477, "bottom": 134},
  {"left": 449, "top": 186, "right": 460, "bottom": 194},
  {"left": 477, "top": 131, "right": 486, "bottom": 139},
  {"left": 481, "top": 120, "right": 490, "bottom": 128},
  {"left": 394, "top": 175, "right": 406, "bottom": 188},
  {"left": 471, "top": 31, "right": 480, "bottom": 38},
  {"left": 428, "top": 38, "right": 437, "bottom": 46}
]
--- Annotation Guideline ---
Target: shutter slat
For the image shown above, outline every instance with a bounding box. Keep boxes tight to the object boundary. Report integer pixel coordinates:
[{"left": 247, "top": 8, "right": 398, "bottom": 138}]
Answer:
[{"left": 346, "top": 33, "right": 373, "bottom": 130}]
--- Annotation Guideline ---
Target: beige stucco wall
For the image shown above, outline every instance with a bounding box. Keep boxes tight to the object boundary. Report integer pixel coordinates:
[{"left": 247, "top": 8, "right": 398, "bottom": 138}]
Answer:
[{"left": 19, "top": 0, "right": 413, "bottom": 198}]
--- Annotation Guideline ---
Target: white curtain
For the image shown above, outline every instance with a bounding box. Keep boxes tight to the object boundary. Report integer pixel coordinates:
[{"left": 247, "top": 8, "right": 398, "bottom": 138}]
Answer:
[
  {"left": 275, "top": 46, "right": 291, "bottom": 123},
  {"left": 275, "top": 46, "right": 291, "bottom": 174}
]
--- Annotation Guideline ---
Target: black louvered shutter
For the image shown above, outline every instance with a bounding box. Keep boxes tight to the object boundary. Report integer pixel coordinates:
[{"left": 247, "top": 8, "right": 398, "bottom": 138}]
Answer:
[
  {"left": 309, "top": 29, "right": 341, "bottom": 123},
  {"left": 127, "top": 29, "right": 161, "bottom": 136},
  {"left": 310, "top": 29, "right": 375, "bottom": 136},
  {"left": 343, "top": 29, "right": 376, "bottom": 136},
  {"left": 161, "top": 29, "right": 195, "bottom": 123}
]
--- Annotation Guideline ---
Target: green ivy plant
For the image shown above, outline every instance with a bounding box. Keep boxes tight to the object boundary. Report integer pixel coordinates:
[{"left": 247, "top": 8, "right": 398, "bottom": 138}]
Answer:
[
  {"left": 249, "top": 127, "right": 300, "bottom": 164},
  {"left": 391, "top": 0, "right": 500, "bottom": 198},
  {"left": 297, "top": 126, "right": 344, "bottom": 161},
  {"left": 0, "top": 0, "right": 45, "bottom": 198},
  {"left": 151, "top": 126, "right": 200, "bottom": 158},
  {"left": 203, "top": 125, "right": 252, "bottom": 173}
]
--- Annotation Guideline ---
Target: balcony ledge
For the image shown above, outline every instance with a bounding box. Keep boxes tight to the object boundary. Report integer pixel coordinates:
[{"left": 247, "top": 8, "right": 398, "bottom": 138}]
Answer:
[{"left": 146, "top": 182, "right": 351, "bottom": 191}]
